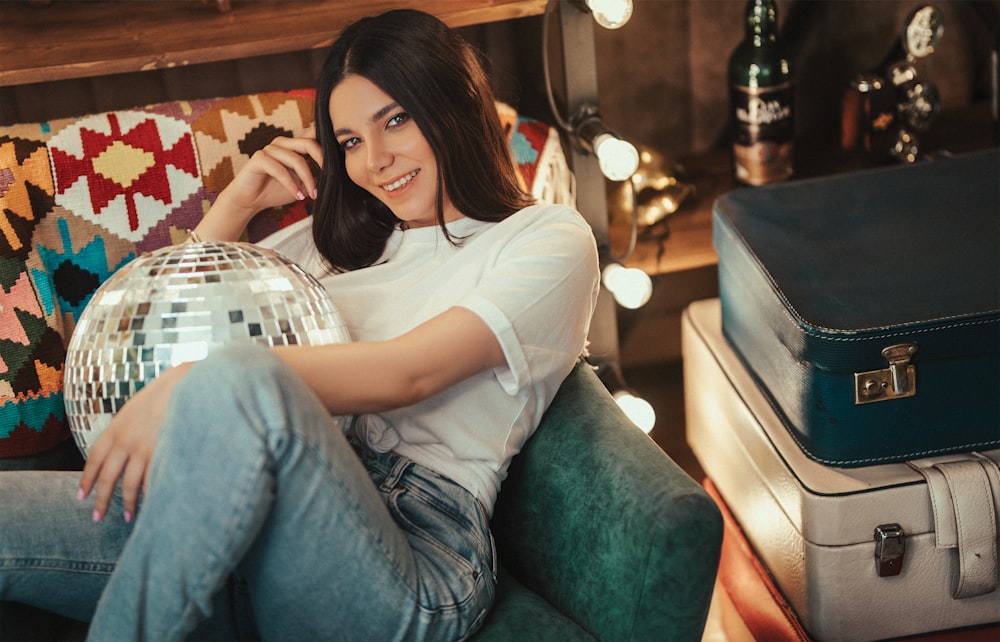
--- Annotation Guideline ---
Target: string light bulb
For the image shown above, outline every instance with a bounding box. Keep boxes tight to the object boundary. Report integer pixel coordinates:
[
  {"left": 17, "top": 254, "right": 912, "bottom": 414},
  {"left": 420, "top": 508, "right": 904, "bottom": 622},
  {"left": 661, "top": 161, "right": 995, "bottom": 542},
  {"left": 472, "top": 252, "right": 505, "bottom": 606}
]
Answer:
[
  {"left": 585, "top": 0, "right": 633, "bottom": 29},
  {"left": 573, "top": 107, "right": 640, "bottom": 181},
  {"left": 613, "top": 390, "right": 656, "bottom": 433},
  {"left": 592, "top": 133, "right": 640, "bottom": 181},
  {"left": 597, "top": 364, "right": 656, "bottom": 433},
  {"left": 602, "top": 262, "right": 652, "bottom": 309}
]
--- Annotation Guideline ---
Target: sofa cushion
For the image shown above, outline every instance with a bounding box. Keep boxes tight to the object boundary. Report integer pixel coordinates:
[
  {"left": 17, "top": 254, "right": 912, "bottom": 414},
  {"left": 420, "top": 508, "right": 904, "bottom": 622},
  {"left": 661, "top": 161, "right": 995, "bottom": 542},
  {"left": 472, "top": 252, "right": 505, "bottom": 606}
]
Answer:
[{"left": 0, "top": 92, "right": 571, "bottom": 460}]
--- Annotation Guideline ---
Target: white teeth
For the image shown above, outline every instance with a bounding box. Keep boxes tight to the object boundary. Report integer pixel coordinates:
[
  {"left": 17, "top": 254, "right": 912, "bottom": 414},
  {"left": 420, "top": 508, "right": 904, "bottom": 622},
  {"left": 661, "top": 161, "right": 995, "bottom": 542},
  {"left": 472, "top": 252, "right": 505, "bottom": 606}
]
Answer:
[{"left": 383, "top": 170, "right": 418, "bottom": 192}]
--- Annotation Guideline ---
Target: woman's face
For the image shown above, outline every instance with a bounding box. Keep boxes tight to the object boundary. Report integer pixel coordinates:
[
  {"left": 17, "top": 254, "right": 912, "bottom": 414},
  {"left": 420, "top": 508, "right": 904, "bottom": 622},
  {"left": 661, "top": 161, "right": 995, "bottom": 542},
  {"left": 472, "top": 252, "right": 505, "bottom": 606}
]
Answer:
[{"left": 330, "top": 75, "right": 462, "bottom": 229}]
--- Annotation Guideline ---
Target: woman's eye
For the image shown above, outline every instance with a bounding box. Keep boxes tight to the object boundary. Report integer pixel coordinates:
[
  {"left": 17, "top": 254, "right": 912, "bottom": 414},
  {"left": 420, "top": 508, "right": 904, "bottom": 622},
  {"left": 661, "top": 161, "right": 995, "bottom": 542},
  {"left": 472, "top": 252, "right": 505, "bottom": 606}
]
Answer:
[
  {"left": 387, "top": 112, "right": 410, "bottom": 128},
  {"left": 339, "top": 137, "right": 361, "bottom": 150}
]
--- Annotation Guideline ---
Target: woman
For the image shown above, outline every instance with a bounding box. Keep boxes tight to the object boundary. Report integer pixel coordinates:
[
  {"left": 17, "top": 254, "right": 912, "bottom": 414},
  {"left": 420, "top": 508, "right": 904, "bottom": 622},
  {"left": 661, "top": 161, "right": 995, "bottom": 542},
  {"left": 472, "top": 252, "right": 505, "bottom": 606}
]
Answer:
[{"left": 0, "top": 9, "right": 598, "bottom": 641}]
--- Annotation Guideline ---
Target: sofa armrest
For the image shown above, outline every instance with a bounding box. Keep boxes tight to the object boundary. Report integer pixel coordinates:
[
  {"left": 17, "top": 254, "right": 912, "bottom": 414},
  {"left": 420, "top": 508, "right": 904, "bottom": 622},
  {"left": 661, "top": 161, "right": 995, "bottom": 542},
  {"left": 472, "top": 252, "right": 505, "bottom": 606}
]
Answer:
[{"left": 491, "top": 361, "right": 723, "bottom": 641}]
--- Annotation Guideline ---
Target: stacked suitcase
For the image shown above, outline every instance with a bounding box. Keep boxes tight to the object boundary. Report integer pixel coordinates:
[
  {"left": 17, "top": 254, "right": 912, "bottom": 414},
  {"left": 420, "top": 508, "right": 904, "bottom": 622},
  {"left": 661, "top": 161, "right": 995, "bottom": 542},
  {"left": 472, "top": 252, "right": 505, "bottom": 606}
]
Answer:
[{"left": 684, "top": 149, "right": 1000, "bottom": 640}]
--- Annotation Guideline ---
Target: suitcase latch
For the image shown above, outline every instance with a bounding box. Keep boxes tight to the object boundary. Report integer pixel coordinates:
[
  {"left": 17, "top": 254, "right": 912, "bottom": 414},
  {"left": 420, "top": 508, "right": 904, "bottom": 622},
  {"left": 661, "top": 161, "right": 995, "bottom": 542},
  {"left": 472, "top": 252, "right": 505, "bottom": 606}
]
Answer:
[
  {"left": 854, "top": 343, "right": 918, "bottom": 404},
  {"left": 874, "top": 523, "right": 906, "bottom": 577}
]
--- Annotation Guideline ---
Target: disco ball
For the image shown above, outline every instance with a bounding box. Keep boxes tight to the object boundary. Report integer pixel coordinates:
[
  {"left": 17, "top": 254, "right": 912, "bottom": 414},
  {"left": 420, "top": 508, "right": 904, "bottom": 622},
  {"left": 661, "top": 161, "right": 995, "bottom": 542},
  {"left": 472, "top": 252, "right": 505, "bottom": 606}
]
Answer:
[{"left": 64, "top": 241, "right": 351, "bottom": 458}]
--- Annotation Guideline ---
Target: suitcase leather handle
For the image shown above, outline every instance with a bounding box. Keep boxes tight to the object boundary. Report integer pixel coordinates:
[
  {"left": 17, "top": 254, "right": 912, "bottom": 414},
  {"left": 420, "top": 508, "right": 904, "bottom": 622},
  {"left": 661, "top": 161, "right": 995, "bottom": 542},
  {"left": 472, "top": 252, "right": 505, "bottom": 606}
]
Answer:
[{"left": 909, "top": 454, "right": 1000, "bottom": 599}]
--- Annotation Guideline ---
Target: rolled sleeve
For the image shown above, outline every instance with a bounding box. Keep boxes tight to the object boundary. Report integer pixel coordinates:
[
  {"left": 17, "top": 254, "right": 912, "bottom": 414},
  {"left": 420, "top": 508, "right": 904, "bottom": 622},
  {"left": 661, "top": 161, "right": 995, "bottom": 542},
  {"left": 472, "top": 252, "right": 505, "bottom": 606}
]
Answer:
[
  {"left": 458, "top": 208, "right": 599, "bottom": 395},
  {"left": 459, "top": 294, "right": 529, "bottom": 395}
]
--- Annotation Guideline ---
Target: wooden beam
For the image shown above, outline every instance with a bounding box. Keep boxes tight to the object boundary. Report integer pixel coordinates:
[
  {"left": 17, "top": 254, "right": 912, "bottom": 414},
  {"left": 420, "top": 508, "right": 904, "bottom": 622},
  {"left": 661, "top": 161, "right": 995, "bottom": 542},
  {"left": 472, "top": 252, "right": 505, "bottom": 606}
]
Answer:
[{"left": 0, "top": 0, "right": 547, "bottom": 86}]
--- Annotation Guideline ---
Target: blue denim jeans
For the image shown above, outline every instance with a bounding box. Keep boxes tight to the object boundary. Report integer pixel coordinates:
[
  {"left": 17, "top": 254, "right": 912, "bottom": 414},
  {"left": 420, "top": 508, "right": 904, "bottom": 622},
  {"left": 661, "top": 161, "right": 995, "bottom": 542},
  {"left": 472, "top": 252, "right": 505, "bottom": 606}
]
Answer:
[{"left": 0, "top": 345, "right": 496, "bottom": 641}]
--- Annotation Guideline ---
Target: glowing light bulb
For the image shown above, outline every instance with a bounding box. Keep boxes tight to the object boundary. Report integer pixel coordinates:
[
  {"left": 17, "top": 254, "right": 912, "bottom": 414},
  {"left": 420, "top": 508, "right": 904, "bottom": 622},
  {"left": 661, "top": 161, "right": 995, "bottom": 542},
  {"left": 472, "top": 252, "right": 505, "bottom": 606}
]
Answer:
[
  {"left": 602, "top": 263, "right": 652, "bottom": 309},
  {"left": 614, "top": 390, "right": 656, "bottom": 432},
  {"left": 586, "top": 0, "right": 633, "bottom": 29},
  {"left": 593, "top": 133, "right": 640, "bottom": 181}
]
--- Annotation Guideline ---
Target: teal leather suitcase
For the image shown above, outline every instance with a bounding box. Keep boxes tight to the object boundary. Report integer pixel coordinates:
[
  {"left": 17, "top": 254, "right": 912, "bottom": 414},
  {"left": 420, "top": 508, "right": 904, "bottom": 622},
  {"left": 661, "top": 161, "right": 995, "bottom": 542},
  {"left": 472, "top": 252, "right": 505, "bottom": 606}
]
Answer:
[{"left": 714, "top": 149, "right": 1000, "bottom": 466}]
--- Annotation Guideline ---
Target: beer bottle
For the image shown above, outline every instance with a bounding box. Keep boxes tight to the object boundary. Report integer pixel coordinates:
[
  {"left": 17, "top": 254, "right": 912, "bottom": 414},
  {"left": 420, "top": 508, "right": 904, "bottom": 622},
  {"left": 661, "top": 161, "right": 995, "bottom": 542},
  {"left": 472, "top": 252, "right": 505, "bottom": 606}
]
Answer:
[{"left": 729, "top": 0, "right": 794, "bottom": 186}]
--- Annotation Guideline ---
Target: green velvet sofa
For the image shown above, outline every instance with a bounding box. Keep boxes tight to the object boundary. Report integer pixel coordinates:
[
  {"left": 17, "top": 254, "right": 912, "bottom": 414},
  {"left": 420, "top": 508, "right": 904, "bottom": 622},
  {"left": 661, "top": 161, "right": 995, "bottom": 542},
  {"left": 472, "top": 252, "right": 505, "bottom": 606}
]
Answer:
[
  {"left": 1, "top": 90, "right": 722, "bottom": 639},
  {"left": 478, "top": 360, "right": 723, "bottom": 641}
]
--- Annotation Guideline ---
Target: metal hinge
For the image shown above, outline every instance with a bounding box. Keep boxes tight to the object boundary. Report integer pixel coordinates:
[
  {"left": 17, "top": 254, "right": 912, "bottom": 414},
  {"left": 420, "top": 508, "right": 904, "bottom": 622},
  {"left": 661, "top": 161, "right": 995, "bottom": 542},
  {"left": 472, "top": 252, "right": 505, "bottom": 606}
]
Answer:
[
  {"left": 874, "top": 523, "right": 906, "bottom": 577},
  {"left": 854, "top": 343, "right": 918, "bottom": 404}
]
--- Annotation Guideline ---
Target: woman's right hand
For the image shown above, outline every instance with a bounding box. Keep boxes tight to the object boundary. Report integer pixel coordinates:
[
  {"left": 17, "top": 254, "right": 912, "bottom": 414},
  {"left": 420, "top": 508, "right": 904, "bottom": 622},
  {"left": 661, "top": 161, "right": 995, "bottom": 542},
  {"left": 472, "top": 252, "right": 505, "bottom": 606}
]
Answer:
[
  {"left": 78, "top": 362, "right": 193, "bottom": 523},
  {"left": 196, "top": 136, "right": 324, "bottom": 242}
]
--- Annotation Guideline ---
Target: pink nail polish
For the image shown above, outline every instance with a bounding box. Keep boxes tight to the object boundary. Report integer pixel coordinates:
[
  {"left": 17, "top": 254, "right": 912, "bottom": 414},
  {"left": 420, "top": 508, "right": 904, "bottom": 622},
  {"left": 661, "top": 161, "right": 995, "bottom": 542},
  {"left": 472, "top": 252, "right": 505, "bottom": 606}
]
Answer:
[
  {"left": 124, "top": 511, "right": 133, "bottom": 524},
  {"left": 296, "top": 190, "right": 305, "bottom": 201},
  {"left": 92, "top": 509, "right": 102, "bottom": 523},
  {"left": 76, "top": 488, "right": 86, "bottom": 501},
  {"left": 311, "top": 188, "right": 318, "bottom": 199}
]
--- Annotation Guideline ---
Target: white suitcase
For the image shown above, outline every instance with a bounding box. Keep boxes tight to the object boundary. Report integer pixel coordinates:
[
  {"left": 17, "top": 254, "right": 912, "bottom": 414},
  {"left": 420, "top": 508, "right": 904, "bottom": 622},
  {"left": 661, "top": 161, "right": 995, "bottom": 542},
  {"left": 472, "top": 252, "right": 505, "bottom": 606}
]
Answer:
[{"left": 682, "top": 298, "right": 1000, "bottom": 641}]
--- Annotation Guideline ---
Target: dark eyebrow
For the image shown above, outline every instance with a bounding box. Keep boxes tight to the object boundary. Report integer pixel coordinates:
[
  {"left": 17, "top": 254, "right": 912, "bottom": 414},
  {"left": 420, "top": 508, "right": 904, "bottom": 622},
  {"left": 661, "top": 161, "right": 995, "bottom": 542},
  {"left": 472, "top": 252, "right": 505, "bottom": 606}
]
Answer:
[{"left": 333, "top": 101, "right": 401, "bottom": 139}]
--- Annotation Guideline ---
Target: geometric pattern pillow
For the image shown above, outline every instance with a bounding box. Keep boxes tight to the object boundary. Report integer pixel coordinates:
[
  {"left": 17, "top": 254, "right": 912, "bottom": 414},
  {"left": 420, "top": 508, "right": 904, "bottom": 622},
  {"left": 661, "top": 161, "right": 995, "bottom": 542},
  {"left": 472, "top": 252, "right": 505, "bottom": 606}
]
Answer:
[
  {"left": 0, "top": 90, "right": 314, "bottom": 459},
  {"left": 0, "top": 89, "right": 570, "bottom": 460}
]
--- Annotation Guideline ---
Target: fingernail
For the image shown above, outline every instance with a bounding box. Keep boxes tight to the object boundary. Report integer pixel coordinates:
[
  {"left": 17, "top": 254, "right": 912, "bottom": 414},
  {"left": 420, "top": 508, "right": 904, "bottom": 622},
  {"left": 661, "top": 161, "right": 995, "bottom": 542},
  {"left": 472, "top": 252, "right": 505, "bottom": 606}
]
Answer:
[
  {"left": 76, "top": 488, "right": 86, "bottom": 501},
  {"left": 296, "top": 190, "right": 305, "bottom": 201},
  {"left": 311, "top": 188, "right": 318, "bottom": 199},
  {"left": 92, "top": 509, "right": 102, "bottom": 523},
  {"left": 124, "top": 511, "right": 133, "bottom": 524}
]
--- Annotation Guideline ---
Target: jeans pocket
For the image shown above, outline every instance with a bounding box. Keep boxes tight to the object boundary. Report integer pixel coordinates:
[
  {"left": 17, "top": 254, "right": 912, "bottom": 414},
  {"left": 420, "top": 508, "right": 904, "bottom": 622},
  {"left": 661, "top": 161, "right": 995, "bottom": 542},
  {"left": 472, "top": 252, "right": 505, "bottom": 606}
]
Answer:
[{"left": 386, "top": 485, "right": 493, "bottom": 605}]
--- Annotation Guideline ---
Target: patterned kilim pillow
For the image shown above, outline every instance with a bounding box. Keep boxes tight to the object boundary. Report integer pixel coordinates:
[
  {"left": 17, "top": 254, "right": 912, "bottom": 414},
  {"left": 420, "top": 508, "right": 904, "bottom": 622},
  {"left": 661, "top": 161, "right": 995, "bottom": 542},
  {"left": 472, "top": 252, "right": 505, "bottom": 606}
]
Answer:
[{"left": 0, "top": 90, "right": 571, "bottom": 460}]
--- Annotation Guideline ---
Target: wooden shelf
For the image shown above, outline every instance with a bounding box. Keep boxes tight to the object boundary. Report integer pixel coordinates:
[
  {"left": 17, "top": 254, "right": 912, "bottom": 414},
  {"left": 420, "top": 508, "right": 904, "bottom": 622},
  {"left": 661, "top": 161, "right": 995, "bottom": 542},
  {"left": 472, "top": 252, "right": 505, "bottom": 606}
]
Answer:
[{"left": 0, "top": 0, "right": 547, "bottom": 86}]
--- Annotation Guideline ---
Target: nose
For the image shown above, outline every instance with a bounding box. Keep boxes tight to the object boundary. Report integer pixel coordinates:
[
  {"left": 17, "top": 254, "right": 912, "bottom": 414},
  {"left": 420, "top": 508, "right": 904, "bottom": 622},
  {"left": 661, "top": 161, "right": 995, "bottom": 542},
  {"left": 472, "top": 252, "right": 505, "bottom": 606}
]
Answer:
[{"left": 366, "top": 138, "right": 393, "bottom": 174}]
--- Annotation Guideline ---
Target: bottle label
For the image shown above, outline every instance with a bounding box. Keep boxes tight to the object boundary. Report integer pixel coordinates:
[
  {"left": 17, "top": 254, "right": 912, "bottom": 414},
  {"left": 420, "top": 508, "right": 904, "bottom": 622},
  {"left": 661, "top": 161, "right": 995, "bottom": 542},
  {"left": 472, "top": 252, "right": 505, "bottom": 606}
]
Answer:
[{"left": 732, "top": 82, "right": 794, "bottom": 185}]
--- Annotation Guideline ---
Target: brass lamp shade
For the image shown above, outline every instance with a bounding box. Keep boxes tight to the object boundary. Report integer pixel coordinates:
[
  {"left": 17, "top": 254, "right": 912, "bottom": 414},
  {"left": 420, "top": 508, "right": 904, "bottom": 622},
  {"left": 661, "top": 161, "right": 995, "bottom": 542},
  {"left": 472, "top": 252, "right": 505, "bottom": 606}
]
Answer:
[{"left": 607, "top": 145, "right": 693, "bottom": 229}]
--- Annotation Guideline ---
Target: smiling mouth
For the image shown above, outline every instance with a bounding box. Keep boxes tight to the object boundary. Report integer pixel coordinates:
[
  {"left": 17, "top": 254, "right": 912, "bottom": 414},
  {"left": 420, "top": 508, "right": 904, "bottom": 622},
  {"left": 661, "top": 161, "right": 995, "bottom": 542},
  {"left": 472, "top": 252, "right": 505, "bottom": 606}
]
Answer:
[{"left": 382, "top": 170, "right": 419, "bottom": 193}]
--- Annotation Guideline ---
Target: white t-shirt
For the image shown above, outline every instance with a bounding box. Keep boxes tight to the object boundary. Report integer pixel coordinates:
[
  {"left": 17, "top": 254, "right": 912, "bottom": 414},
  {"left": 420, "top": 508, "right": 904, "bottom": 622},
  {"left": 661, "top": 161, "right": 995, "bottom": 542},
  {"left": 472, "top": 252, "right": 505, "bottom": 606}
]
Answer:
[{"left": 258, "top": 203, "right": 600, "bottom": 511}]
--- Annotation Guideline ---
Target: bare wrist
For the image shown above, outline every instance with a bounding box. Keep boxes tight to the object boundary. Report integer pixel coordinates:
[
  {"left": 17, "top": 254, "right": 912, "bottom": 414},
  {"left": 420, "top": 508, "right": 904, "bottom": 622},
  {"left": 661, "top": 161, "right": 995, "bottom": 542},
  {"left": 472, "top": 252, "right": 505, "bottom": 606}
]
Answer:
[{"left": 196, "top": 191, "right": 257, "bottom": 242}]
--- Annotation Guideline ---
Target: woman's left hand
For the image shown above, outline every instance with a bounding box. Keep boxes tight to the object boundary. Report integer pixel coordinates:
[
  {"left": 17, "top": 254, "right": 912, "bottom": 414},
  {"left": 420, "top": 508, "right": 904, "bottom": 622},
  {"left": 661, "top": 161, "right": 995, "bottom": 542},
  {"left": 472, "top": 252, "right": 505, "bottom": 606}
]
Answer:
[{"left": 78, "top": 362, "right": 192, "bottom": 523}]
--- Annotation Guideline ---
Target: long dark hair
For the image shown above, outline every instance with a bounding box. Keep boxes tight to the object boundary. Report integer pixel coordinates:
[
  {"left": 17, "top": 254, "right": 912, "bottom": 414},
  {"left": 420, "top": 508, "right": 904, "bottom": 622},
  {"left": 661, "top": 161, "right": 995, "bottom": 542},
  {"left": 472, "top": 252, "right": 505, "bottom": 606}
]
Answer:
[{"left": 311, "top": 9, "right": 534, "bottom": 271}]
